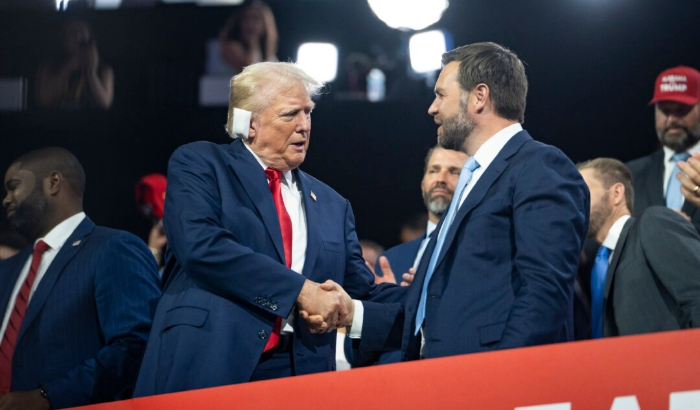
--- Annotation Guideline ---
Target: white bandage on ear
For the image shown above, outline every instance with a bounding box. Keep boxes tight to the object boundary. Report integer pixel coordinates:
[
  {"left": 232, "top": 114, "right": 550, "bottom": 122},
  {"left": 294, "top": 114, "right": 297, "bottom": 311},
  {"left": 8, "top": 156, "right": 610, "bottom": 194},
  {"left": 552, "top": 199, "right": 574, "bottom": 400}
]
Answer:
[{"left": 232, "top": 108, "right": 252, "bottom": 140}]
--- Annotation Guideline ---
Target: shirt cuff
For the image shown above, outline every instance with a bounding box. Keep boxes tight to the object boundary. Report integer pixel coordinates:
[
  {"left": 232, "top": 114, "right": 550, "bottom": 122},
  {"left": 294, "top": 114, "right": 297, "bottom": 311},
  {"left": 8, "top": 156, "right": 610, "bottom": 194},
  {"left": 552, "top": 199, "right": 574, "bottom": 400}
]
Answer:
[{"left": 347, "top": 300, "right": 363, "bottom": 338}]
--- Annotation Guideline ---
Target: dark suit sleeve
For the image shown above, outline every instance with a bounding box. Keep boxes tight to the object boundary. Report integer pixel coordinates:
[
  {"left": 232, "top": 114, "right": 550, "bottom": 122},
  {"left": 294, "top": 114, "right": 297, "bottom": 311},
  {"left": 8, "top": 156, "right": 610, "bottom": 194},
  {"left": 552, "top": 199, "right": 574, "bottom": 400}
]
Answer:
[
  {"left": 339, "top": 199, "right": 407, "bottom": 354},
  {"left": 498, "top": 147, "right": 589, "bottom": 349},
  {"left": 41, "top": 233, "right": 161, "bottom": 409},
  {"left": 164, "top": 145, "right": 306, "bottom": 319},
  {"left": 338, "top": 199, "right": 406, "bottom": 304},
  {"left": 639, "top": 207, "right": 700, "bottom": 327}
]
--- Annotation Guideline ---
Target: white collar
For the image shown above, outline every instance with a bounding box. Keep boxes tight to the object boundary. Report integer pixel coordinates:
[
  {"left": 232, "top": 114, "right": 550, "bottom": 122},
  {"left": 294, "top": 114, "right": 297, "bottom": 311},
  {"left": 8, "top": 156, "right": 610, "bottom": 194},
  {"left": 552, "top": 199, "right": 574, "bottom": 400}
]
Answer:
[
  {"left": 602, "top": 215, "right": 632, "bottom": 251},
  {"left": 472, "top": 123, "right": 523, "bottom": 170},
  {"left": 37, "top": 212, "right": 86, "bottom": 252},
  {"left": 425, "top": 220, "right": 437, "bottom": 238},
  {"left": 243, "top": 142, "right": 294, "bottom": 186}
]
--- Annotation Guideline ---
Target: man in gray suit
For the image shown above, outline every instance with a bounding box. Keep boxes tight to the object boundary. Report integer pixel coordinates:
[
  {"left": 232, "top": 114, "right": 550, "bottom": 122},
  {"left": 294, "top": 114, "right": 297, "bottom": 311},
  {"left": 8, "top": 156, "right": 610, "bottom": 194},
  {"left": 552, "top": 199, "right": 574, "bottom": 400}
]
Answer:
[{"left": 578, "top": 157, "right": 700, "bottom": 337}]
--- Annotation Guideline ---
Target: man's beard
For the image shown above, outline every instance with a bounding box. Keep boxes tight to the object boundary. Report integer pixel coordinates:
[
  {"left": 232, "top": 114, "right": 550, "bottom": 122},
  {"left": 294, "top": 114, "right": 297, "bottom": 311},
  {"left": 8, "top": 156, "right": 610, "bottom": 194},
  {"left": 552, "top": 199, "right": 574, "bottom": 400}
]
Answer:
[
  {"left": 8, "top": 187, "right": 48, "bottom": 240},
  {"left": 438, "top": 99, "right": 475, "bottom": 152},
  {"left": 423, "top": 184, "right": 454, "bottom": 217},
  {"left": 657, "top": 121, "right": 700, "bottom": 152},
  {"left": 587, "top": 192, "right": 611, "bottom": 240}
]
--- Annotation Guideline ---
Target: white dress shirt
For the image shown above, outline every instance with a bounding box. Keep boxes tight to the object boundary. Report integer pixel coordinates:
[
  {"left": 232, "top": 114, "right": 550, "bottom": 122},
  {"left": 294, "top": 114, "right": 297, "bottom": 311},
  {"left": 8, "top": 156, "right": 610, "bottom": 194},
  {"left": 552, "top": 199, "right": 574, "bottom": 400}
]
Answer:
[
  {"left": 412, "top": 220, "right": 437, "bottom": 268},
  {"left": 601, "top": 215, "right": 632, "bottom": 262},
  {"left": 0, "top": 212, "right": 86, "bottom": 343},
  {"left": 458, "top": 123, "right": 523, "bottom": 208}
]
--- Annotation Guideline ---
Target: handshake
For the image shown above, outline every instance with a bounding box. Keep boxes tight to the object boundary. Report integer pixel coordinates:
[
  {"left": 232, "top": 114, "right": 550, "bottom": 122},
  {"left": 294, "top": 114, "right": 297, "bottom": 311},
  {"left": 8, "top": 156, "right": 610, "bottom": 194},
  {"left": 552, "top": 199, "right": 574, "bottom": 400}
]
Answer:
[{"left": 296, "top": 279, "right": 354, "bottom": 333}]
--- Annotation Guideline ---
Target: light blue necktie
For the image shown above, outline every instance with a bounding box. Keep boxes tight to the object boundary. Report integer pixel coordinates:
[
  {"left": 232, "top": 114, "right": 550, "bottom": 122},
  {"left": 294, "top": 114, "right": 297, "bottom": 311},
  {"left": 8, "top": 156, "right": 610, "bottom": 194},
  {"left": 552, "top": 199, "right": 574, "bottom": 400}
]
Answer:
[
  {"left": 590, "top": 245, "right": 610, "bottom": 339},
  {"left": 666, "top": 152, "right": 691, "bottom": 210},
  {"left": 415, "top": 156, "right": 480, "bottom": 335}
]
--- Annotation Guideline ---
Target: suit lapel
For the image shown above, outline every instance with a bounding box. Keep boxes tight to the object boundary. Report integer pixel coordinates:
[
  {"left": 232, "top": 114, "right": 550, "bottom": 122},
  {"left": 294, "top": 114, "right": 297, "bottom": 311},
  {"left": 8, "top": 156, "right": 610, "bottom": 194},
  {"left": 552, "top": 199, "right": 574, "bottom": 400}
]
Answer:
[
  {"left": 226, "top": 139, "right": 285, "bottom": 262},
  {"left": 604, "top": 218, "right": 634, "bottom": 299},
  {"left": 296, "top": 170, "right": 319, "bottom": 278},
  {"left": 433, "top": 130, "right": 530, "bottom": 269},
  {"left": 18, "top": 217, "right": 95, "bottom": 344},
  {"left": 0, "top": 248, "right": 33, "bottom": 314}
]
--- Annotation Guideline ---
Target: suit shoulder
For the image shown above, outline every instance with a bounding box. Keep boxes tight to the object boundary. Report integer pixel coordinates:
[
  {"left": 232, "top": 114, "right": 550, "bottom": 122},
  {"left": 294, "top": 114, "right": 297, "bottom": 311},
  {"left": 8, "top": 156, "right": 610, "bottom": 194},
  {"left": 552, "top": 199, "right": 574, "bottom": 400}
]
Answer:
[
  {"left": 516, "top": 139, "right": 580, "bottom": 177},
  {"left": 519, "top": 138, "right": 573, "bottom": 163},
  {"left": 171, "top": 141, "right": 229, "bottom": 161},
  {"left": 638, "top": 205, "right": 690, "bottom": 228},
  {"left": 626, "top": 150, "right": 661, "bottom": 173},
  {"left": 89, "top": 226, "right": 148, "bottom": 248}
]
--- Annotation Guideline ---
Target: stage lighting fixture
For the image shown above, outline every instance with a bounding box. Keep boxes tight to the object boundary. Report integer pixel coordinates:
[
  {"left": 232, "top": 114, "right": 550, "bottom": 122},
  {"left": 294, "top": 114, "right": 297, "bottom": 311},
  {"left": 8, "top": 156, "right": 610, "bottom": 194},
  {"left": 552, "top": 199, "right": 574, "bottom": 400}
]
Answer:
[
  {"left": 296, "top": 43, "right": 338, "bottom": 83},
  {"left": 196, "top": 0, "right": 245, "bottom": 5},
  {"left": 160, "top": 0, "right": 244, "bottom": 4},
  {"left": 409, "top": 30, "right": 447, "bottom": 73},
  {"left": 368, "top": 0, "right": 449, "bottom": 31},
  {"left": 94, "top": 0, "right": 122, "bottom": 8}
]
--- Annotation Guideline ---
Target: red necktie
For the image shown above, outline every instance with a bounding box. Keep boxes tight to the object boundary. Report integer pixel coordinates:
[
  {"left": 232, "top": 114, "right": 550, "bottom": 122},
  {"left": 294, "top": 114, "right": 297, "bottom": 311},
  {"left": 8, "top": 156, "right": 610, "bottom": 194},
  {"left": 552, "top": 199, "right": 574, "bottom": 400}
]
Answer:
[
  {"left": 0, "top": 240, "right": 50, "bottom": 394},
  {"left": 264, "top": 168, "right": 293, "bottom": 352}
]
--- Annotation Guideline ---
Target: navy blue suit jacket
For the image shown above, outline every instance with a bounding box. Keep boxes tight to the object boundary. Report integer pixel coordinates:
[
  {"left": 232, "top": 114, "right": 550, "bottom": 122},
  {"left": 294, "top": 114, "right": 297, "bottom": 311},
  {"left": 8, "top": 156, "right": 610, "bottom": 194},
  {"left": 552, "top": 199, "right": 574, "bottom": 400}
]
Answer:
[
  {"left": 349, "top": 235, "right": 424, "bottom": 366},
  {"left": 360, "top": 130, "right": 589, "bottom": 360},
  {"left": 0, "top": 217, "right": 161, "bottom": 409},
  {"left": 134, "top": 139, "right": 403, "bottom": 396}
]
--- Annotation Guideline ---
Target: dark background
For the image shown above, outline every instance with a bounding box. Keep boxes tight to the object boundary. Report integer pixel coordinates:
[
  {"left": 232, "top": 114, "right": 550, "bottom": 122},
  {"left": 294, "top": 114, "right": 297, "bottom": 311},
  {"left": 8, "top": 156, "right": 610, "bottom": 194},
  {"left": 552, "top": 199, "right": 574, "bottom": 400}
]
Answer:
[{"left": 1, "top": 0, "right": 699, "bottom": 247}]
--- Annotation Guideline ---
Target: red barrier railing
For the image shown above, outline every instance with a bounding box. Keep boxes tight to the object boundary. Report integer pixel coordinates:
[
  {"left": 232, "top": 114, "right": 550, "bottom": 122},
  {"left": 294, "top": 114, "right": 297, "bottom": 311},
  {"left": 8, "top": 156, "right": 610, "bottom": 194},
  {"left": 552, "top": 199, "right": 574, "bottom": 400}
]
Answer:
[{"left": 69, "top": 329, "right": 700, "bottom": 410}]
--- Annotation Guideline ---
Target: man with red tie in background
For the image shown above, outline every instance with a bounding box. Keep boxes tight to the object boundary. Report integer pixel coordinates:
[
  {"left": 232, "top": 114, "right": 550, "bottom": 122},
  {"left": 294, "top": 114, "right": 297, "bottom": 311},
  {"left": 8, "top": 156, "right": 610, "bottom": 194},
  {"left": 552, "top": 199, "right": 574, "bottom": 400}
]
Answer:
[
  {"left": 0, "top": 147, "right": 161, "bottom": 410},
  {"left": 135, "top": 62, "right": 403, "bottom": 396}
]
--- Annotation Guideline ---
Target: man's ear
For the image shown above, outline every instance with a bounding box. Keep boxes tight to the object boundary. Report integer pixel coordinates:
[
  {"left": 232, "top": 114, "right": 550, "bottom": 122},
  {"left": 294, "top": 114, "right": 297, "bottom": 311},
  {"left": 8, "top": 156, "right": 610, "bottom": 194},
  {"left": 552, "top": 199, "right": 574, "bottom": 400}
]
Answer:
[
  {"left": 248, "top": 116, "right": 257, "bottom": 140},
  {"left": 45, "top": 171, "right": 62, "bottom": 197},
  {"left": 611, "top": 182, "right": 626, "bottom": 206},
  {"left": 473, "top": 83, "right": 490, "bottom": 112}
]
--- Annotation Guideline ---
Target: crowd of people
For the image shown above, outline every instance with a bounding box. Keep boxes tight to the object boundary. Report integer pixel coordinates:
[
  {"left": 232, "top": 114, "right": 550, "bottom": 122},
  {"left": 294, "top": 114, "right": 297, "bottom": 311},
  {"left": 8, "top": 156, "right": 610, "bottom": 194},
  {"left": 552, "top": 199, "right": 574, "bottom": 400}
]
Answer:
[{"left": 1, "top": 39, "right": 700, "bottom": 410}]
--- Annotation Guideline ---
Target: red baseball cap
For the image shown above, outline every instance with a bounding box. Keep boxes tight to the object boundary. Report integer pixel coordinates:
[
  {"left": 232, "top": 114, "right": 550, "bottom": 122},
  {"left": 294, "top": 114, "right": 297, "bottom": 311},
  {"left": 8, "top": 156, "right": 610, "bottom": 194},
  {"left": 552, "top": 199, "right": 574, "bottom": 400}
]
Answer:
[
  {"left": 649, "top": 65, "right": 700, "bottom": 106},
  {"left": 135, "top": 173, "right": 167, "bottom": 219}
]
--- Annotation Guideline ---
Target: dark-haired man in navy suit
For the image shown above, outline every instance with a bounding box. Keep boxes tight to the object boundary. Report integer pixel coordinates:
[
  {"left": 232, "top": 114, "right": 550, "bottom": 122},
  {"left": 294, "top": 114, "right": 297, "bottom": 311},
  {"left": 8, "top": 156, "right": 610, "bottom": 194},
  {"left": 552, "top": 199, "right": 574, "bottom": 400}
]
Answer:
[
  {"left": 340, "top": 42, "right": 589, "bottom": 361},
  {"left": 0, "top": 147, "right": 161, "bottom": 410},
  {"left": 352, "top": 146, "right": 467, "bottom": 366}
]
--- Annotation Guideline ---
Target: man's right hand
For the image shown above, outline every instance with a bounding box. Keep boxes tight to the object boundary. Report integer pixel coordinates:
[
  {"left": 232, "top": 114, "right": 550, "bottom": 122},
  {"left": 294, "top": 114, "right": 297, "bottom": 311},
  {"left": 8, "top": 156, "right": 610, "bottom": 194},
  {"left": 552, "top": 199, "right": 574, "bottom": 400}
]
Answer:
[{"left": 296, "top": 280, "right": 348, "bottom": 334}]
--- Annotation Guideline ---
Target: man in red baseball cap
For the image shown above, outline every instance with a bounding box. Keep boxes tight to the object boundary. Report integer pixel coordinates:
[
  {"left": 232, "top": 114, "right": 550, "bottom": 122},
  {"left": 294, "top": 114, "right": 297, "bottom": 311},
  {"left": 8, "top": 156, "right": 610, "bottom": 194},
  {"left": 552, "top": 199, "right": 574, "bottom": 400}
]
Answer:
[{"left": 626, "top": 65, "right": 700, "bottom": 232}]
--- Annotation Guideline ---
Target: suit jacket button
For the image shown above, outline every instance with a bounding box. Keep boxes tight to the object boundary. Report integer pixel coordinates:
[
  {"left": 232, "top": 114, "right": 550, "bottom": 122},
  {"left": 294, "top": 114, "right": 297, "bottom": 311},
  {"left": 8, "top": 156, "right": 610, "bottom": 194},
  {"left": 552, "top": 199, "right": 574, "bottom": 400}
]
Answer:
[{"left": 258, "top": 330, "right": 268, "bottom": 339}]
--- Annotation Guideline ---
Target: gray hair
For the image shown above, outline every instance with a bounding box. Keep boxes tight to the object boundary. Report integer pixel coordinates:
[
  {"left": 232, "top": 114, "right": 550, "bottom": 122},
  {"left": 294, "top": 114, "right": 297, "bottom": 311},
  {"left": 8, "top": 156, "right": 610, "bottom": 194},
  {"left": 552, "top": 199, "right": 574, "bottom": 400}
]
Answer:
[{"left": 225, "top": 62, "right": 324, "bottom": 138}]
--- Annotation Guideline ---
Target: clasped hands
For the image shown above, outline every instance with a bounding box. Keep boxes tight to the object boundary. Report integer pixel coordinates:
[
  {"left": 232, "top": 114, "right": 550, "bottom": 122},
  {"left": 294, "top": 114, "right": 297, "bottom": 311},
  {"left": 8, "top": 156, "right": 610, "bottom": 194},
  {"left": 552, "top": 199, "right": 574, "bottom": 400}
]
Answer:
[{"left": 297, "top": 279, "right": 353, "bottom": 334}]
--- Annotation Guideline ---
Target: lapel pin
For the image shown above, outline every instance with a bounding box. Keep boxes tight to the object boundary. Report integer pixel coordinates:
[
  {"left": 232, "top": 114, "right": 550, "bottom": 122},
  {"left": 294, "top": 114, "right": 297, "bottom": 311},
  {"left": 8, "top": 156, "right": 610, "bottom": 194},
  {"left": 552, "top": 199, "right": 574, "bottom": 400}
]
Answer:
[
  {"left": 72, "top": 240, "right": 81, "bottom": 247},
  {"left": 310, "top": 191, "right": 317, "bottom": 201}
]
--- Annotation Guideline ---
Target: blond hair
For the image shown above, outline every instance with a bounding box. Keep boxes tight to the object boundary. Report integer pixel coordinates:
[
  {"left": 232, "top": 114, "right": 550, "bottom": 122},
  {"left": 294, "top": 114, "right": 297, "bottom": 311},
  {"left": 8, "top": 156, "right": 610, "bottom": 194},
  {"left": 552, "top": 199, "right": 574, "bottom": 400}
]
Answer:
[{"left": 225, "top": 62, "right": 323, "bottom": 138}]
